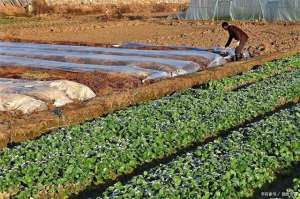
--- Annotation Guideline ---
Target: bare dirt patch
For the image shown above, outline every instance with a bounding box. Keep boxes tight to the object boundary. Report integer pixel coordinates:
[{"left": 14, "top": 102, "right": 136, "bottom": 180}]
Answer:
[{"left": 0, "top": 66, "right": 142, "bottom": 96}]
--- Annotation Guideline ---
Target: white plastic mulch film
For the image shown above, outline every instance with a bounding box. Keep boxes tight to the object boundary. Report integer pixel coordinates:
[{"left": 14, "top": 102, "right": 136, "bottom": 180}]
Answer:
[
  {"left": 185, "top": 0, "right": 300, "bottom": 21},
  {"left": 0, "top": 78, "right": 96, "bottom": 114},
  {"left": 0, "top": 41, "right": 229, "bottom": 114},
  {"left": 0, "top": 41, "right": 226, "bottom": 82}
]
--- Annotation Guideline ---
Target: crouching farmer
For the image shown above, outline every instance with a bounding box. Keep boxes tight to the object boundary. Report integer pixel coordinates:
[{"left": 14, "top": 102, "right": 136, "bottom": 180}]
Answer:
[{"left": 222, "top": 22, "right": 249, "bottom": 61}]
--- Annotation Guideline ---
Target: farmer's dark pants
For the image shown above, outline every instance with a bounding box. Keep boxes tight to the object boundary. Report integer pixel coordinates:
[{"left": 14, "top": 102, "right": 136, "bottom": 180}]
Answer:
[{"left": 235, "top": 37, "right": 248, "bottom": 60}]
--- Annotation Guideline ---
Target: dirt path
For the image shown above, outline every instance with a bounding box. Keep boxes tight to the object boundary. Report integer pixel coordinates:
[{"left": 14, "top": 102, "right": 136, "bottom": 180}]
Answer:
[{"left": 0, "top": 14, "right": 299, "bottom": 55}]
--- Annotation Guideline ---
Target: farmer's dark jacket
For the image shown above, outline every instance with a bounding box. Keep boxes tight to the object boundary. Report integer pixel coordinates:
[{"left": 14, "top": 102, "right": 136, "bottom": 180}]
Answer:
[{"left": 225, "top": 25, "right": 249, "bottom": 47}]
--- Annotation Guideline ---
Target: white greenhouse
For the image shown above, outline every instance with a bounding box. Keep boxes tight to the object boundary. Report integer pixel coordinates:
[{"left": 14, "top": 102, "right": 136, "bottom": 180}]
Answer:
[{"left": 185, "top": 0, "right": 300, "bottom": 21}]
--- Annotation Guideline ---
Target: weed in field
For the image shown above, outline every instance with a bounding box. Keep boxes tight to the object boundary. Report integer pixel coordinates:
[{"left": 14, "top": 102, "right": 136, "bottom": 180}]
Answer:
[{"left": 0, "top": 17, "right": 16, "bottom": 24}]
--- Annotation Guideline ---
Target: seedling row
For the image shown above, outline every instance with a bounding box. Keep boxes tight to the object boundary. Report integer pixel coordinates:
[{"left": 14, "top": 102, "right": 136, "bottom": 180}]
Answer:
[{"left": 209, "top": 55, "right": 300, "bottom": 91}]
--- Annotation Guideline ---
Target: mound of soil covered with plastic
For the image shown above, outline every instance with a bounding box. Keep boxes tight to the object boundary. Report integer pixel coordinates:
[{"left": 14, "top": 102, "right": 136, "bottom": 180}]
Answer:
[{"left": 0, "top": 78, "right": 96, "bottom": 114}]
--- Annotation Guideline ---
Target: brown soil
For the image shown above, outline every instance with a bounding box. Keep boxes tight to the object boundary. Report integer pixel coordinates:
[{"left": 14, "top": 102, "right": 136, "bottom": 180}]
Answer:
[
  {"left": 0, "top": 6, "right": 26, "bottom": 16},
  {"left": 0, "top": 14, "right": 299, "bottom": 55},
  {"left": 0, "top": 49, "right": 298, "bottom": 148},
  {"left": 0, "top": 66, "right": 142, "bottom": 95}
]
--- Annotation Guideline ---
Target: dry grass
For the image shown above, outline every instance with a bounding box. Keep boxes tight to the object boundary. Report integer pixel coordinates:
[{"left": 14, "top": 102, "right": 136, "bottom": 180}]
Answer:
[
  {"left": 58, "top": 3, "right": 187, "bottom": 15},
  {"left": 20, "top": 71, "right": 54, "bottom": 79},
  {"left": 152, "top": 3, "right": 179, "bottom": 12},
  {"left": 0, "top": 132, "right": 8, "bottom": 150},
  {"left": 56, "top": 4, "right": 105, "bottom": 15},
  {"left": 0, "top": 2, "right": 188, "bottom": 17},
  {"left": 0, "top": 0, "right": 53, "bottom": 16},
  {"left": 31, "top": 0, "right": 54, "bottom": 15}
]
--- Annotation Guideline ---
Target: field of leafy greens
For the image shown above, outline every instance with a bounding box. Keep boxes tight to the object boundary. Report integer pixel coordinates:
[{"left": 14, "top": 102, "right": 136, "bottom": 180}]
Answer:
[
  {"left": 287, "top": 178, "right": 300, "bottom": 199},
  {"left": 102, "top": 103, "right": 300, "bottom": 199},
  {"left": 209, "top": 55, "right": 300, "bottom": 91},
  {"left": 0, "top": 55, "right": 299, "bottom": 198}
]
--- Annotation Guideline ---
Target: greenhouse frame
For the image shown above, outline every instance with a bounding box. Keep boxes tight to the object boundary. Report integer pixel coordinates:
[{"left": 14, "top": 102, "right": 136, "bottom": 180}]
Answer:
[{"left": 185, "top": 0, "right": 300, "bottom": 21}]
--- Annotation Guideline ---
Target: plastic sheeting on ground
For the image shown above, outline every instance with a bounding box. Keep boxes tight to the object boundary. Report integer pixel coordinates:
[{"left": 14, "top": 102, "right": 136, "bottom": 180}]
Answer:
[
  {"left": 184, "top": 0, "right": 300, "bottom": 22},
  {"left": 49, "top": 80, "right": 96, "bottom": 101},
  {"left": 0, "top": 78, "right": 96, "bottom": 114},
  {"left": 0, "top": 55, "right": 170, "bottom": 81},
  {"left": 0, "top": 93, "right": 47, "bottom": 114},
  {"left": 0, "top": 41, "right": 227, "bottom": 82},
  {"left": 0, "top": 47, "right": 202, "bottom": 74},
  {"left": 0, "top": 41, "right": 220, "bottom": 66}
]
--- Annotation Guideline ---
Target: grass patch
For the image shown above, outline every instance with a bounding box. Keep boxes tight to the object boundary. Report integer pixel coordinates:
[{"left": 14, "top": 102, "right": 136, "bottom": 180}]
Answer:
[
  {"left": 20, "top": 71, "right": 54, "bottom": 79},
  {"left": 0, "top": 17, "right": 18, "bottom": 25}
]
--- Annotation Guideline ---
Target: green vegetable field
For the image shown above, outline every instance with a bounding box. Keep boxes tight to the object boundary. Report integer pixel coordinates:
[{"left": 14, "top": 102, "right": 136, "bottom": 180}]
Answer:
[
  {"left": 0, "top": 55, "right": 299, "bottom": 198},
  {"left": 103, "top": 103, "right": 300, "bottom": 198},
  {"left": 288, "top": 178, "right": 300, "bottom": 199}
]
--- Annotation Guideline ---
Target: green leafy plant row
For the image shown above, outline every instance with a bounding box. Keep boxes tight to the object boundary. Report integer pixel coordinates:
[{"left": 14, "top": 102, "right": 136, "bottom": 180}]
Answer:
[
  {"left": 103, "top": 103, "right": 300, "bottom": 199},
  {"left": 208, "top": 55, "right": 300, "bottom": 91},
  {"left": 287, "top": 178, "right": 300, "bottom": 199}
]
